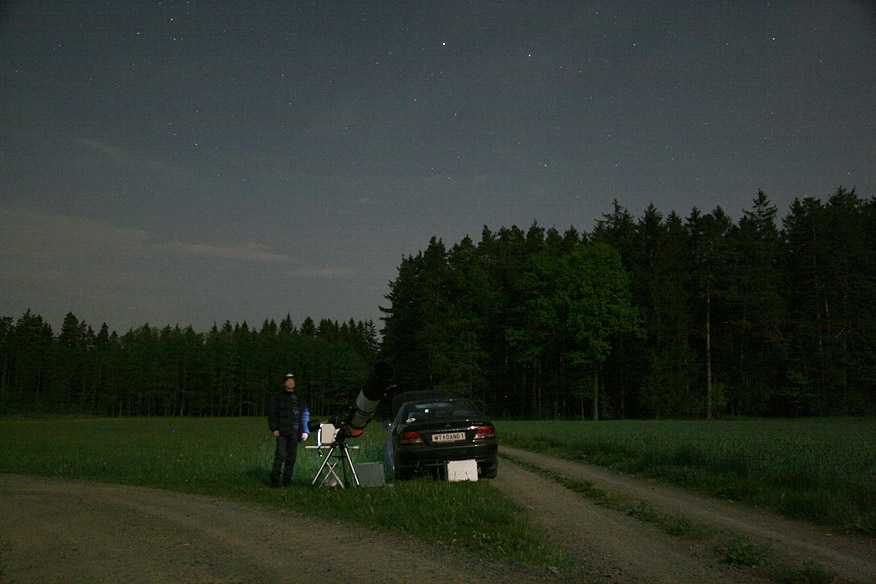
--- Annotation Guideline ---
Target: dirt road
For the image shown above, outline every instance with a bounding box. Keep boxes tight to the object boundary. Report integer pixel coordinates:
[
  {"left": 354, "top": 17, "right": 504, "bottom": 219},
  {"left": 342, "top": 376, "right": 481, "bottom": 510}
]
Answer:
[
  {"left": 496, "top": 447, "right": 876, "bottom": 584},
  {"left": 0, "top": 473, "right": 561, "bottom": 584},
  {"left": 2, "top": 447, "right": 873, "bottom": 583}
]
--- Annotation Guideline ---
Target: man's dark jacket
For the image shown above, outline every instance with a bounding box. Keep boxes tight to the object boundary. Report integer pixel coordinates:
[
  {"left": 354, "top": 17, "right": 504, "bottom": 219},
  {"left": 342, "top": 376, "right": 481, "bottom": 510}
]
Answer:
[{"left": 268, "top": 390, "right": 310, "bottom": 440}]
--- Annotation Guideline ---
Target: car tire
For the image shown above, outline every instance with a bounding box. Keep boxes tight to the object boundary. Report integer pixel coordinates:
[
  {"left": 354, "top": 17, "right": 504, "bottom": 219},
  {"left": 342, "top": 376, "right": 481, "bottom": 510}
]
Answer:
[{"left": 480, "top": 460, "right": 498, "bottom": 479}]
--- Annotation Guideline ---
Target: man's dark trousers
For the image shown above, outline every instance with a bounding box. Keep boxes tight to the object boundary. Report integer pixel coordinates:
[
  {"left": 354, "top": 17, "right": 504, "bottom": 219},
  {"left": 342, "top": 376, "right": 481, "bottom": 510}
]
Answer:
[{"left": 271, "top": 433, "right": 298, "bottom": 485}]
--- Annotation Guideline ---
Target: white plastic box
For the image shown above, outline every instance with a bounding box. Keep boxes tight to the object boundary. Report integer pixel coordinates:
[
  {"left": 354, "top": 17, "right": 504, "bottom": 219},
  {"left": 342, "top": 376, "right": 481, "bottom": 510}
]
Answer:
[{"left": 446, "top": 459, "right": 478, "bottom": 482}]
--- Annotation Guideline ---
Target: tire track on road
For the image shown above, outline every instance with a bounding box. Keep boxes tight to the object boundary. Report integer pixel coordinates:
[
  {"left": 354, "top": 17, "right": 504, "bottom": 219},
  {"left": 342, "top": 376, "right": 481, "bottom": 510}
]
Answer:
[
  {"left": 499, "top": 446, "right": 876, "bottom": 584},
  {"left": 493, "top": 457, "right": 756, "bottom": 584}
]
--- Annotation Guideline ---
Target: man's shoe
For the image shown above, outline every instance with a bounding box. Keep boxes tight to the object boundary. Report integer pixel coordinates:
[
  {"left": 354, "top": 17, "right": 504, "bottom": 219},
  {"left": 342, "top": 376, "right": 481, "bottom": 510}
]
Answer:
[
  {"left": 282, "top": 477, "right": 292, "bottom": 487},
  {"left": 270, "top": 474, "right": 281, "bottom": 488}
]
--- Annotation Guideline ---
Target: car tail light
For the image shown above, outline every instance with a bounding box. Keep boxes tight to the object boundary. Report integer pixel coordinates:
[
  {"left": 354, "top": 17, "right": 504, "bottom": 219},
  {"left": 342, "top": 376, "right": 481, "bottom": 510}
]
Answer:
[
  {"left": 400, "top": 431, "right": 423, "bottom": 444},
  {"left": 473, "top": 425, "right": 495, "bottom": 440}
]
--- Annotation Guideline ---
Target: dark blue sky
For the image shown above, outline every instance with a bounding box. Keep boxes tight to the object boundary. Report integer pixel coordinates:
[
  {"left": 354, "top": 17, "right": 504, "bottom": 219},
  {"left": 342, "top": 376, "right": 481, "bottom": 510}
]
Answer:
[{"left": 2, "top": 1, "right": 875, "bottom": 333}]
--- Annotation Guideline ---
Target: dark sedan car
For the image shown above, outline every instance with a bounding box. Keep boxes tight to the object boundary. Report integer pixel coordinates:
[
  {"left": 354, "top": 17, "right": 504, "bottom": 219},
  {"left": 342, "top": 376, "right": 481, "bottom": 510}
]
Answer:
[{"left": 385, "top": 393, "right": 498, "bottom": 480}]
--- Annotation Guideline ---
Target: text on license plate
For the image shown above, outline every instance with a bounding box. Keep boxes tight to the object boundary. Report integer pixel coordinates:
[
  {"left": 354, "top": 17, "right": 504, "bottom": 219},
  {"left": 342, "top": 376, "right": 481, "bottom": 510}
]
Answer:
[{"left": 432, "top": 432, "right": 466, "bottom": 443}]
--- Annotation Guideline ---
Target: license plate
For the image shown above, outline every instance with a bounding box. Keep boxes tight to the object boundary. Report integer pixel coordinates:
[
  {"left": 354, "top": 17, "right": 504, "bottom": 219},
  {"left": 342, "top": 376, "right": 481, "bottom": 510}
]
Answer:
[{"left": 432, "top": 432, "right": 466, "bottom": 443}]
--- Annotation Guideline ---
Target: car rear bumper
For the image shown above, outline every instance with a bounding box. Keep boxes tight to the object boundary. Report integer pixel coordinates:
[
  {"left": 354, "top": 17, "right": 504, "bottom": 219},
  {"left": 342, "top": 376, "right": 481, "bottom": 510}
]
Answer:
[{"left": 395, "top": 442, "right": 498, "bottom": 471}]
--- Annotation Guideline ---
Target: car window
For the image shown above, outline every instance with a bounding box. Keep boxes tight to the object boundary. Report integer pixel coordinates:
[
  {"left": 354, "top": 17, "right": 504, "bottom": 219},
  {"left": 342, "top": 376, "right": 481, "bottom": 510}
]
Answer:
[{"left": 401, "top": 400, "right": 481, "bottom": 422}]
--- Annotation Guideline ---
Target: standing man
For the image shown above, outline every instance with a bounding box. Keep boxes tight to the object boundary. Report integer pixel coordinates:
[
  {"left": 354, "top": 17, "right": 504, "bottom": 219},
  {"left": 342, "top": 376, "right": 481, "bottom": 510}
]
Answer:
[{"left": 268, "top": 373, "right": 310, "bottom": 487}]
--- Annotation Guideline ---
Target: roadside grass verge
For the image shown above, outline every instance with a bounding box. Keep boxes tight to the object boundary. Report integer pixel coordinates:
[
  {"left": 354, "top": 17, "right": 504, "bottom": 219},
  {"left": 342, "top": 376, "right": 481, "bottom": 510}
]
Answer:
[
  {"left": 497, "top": 418, "right": 876, "bottom": 535},
  {"left": 0, "top": 417, "right": 566, "bottom": 568},
  {"left": 723, "top": 537, "right": 837, "bottom": 584}
]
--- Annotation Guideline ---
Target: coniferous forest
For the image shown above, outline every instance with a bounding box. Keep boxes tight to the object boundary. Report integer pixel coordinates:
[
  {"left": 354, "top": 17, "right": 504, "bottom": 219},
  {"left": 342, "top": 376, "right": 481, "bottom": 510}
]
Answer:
[
  {"left": 381, "top": 188, "right": 875, "bottom": 419},
  {"left": 0, "top": 314, "right": 380, "bottom": 418},
  {"left": 3, "top": 189, "right": 875, "bottom": 419}
]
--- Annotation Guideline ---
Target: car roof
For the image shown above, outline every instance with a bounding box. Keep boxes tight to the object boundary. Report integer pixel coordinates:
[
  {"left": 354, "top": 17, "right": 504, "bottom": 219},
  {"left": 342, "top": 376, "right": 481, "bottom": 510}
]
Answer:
[{"left": 403, "top": 397, "right": 472, "bottom": 408}]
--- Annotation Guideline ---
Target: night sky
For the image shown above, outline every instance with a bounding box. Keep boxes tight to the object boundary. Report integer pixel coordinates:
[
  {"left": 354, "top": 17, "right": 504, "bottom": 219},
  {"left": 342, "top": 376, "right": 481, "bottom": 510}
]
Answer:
[{"left": 2, "top": 1, "right": 875, "bottom": 333}]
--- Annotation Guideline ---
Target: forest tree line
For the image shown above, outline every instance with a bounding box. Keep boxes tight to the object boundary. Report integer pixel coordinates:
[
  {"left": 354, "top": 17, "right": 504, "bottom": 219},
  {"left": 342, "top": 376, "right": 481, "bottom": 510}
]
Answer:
[
  {"left": 380, "top": 188, "right": 876, "bottom": 419},
  {"left": 0, "top": 313, "right": 379, "bottom": 417},
  {"left": 2, "top": 188, "right": 874, "bottom": 419}
]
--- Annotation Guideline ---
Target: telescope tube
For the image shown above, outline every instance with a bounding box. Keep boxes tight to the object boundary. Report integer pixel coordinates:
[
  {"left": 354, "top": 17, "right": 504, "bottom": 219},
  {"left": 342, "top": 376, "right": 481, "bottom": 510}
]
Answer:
[{"left": 344, "top": 361, "right": 394, "bottom": 437}]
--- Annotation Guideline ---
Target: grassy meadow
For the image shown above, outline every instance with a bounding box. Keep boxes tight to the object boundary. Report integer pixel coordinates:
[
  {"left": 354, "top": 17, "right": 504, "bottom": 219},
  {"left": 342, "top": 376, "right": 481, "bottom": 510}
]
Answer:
[{"left": 497, "top": 418, "right": 876, "bottom": 534}]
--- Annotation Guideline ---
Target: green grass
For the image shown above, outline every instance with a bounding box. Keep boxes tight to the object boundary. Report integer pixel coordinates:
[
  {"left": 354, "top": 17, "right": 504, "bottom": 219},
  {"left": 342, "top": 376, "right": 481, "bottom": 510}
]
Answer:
[
  {"left": 497, "top": 418, "right": 876, "bottom": 534},
  {"left": 0, "top": 417, "right": 566, "bottom": 567},
  {"left": 723, "top": 536, "right": 772, "bottom": 567}
]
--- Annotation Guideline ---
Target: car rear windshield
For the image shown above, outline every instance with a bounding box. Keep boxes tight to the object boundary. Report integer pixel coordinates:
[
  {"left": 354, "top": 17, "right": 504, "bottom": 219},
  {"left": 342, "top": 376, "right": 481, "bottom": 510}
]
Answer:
[{"left": 402, "top": 399, "right": 481, "bottom": 422}]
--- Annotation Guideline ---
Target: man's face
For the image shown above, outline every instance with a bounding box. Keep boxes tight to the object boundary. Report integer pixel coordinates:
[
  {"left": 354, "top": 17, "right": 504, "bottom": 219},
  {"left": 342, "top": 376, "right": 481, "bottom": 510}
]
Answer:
[{"left": 284, "top": 377, "right": 296, "bottom": 391}]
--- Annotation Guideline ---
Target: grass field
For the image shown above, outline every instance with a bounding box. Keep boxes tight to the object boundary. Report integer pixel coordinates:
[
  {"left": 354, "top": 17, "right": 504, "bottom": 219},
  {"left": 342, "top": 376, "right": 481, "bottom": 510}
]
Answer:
[
  {"left": 497, "top": 417, "right": 876, "bottom": 534},
  {"left": 0, "top": 417, "right": 565, "bottom": 567}
]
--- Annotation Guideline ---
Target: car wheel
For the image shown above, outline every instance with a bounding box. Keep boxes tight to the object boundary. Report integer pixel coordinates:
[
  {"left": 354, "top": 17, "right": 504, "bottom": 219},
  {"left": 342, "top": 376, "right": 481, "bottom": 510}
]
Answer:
[{"left": 480, "top": 460, "right": 498, "bottom": 479}]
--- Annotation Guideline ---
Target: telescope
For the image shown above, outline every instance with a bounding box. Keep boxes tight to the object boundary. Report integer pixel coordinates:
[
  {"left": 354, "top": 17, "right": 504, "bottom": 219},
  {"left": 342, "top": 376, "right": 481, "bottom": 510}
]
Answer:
[
  {"left": 310, "top": 361, "right": 395, "bottom": 487},
  {"left": 337, "top": 360, "right": 395, "bottom": 439}
]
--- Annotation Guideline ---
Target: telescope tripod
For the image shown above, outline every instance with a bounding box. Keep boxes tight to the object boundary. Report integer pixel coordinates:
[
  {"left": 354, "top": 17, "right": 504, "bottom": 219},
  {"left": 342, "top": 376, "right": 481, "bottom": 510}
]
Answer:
[{"left": 310, "top": 437, "right": 361, "bottom": 488}]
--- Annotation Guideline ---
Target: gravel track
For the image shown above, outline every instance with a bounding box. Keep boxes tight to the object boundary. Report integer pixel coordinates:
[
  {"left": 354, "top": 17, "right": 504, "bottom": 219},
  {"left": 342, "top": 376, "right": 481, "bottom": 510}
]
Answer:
[{"left": 497, "top": 446, "right": 876, "bottom": 584}]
